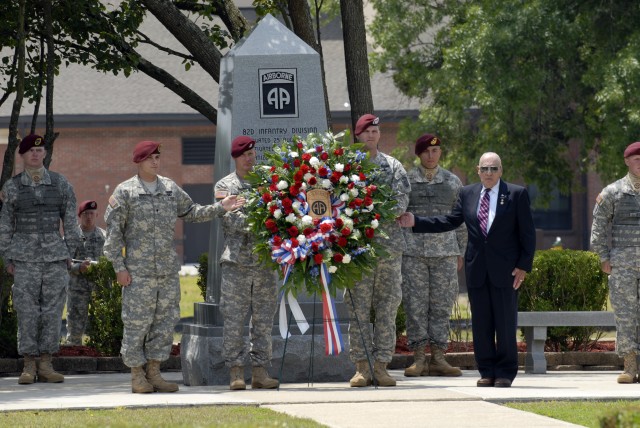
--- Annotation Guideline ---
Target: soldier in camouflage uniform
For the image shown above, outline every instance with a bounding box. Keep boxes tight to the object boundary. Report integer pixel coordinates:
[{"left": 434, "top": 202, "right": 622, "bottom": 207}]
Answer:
[
  {"left": 402, "top": 134, "right": 467, "bottom": 378},
  {"left": 215, "top": 136, "right": 279, "bottom": 391},
  {"left": 65, "top": 200, "right": 106, "bottom": 346},
  {"left": 346, "top": 114, "right": 410, "bottom": 387},
  {"left": 104, "top": 140, "right": 243, "bottom": 394},
  {"left": 591, "top": 141, "right": 640, "bottom": 384},
  {"left": 0, "top": 134, "right": 81, "bottom": 385}
]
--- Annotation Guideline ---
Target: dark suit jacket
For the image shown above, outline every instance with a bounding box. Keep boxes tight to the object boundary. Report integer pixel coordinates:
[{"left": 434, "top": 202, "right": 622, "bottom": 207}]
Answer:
[{"left": 413, "top": 180, "right": 536, "bottom": 288}]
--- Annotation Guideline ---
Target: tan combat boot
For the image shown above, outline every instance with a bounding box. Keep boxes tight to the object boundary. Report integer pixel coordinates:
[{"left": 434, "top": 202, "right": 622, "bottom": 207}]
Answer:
[
  {"left": 229, "top": 366, "right": 246, "bottom": 390},
  {"left": 251, "top": 366, "right": 279, "bottom": 389},
  {"left": 349, "top": 360, "right": 372, "bottom": 387},
  {"left": 617, "top": 352, "right": 638, "bottom": 384},
  {"left": 145, "top": 360, "right": 179, "bottom": 392},
  {"left": 428, "top": 346, "right": 462, "bottom": 377},
  {"left": 37, "top": 354, "right": 64, "bottom": 383},
  {"left": 18, "top": 355, "right": 36, "bottom": 385},
  {"left": 131, "top": 366, "right": 154, "bottom": 393},
  {"left": 404, "top": 347, "right": 429, "bottom": 377},
  {"left": 373, "top": 361, "right": 396, "bottom": 387}
]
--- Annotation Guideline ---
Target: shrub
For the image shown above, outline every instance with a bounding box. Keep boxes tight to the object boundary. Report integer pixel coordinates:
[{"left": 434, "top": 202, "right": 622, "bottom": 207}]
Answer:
[
  {"left": 518, "top": 249, "right": 609, "bottom": 351},
  {"left": 197, "top": 252, "right": 208, "bottom": 301},
  {"left": 85, "top": 257, "right": 123, "bottom": 356},
  {"left": 0, "top": 258, "right": 18, "bottom": 358}
]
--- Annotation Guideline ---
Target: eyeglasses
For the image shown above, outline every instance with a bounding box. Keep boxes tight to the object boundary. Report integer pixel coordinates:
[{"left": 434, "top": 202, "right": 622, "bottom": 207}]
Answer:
[{"left": 479, "top": 166, "right": 500, "bottom": 173}]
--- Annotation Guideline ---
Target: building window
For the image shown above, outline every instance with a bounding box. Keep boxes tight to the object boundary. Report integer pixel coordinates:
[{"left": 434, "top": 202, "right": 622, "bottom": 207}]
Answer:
[
  {"left": 528, "top": 184, "right": 572, "bottom": 230},
  {"left": 182, "top": 137, "right": 215, "bottom": 164}
]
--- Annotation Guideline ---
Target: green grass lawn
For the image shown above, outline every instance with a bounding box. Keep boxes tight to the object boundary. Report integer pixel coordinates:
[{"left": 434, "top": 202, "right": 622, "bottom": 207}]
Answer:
[
  {"left": 0, "top": 406, "right": 326, "bottom": 427},
  {"left": 180, "top": 275, "right": 203, "bottom": 319},
  {"left": 505, "top": 400, "right": 640, "bottom": 427}
]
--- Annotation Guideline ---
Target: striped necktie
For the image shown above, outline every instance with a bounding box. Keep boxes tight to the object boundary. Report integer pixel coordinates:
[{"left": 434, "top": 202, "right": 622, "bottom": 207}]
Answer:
[{"left": 478, "top": 188, "right": 490, "bottom": 237}]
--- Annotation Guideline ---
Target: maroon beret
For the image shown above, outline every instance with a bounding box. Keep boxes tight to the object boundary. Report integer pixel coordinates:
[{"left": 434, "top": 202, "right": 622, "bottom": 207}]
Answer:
[
  {"left": 231, "top": 136, "right": 255, "bottom": 158},
  {"left": 18, "top": 134, "right": 45, "bottom": 155},
  {"left": 354, "top": 114, "right": 380, "bottom": 136},
  {"left": 624, "top": 142, "right": 640, "bottom": 158},
  {"left": 415, "top": 134, "right": 441, "bottom": 155},
  {"left": 133, "top": 140, "right": 161, "bottom": 163},
  {"left": 78, "top": 200, "right": 98, "bottom": 216}
]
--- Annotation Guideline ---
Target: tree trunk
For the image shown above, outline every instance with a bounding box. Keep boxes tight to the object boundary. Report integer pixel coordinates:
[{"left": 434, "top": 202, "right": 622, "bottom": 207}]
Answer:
[
  {"left": 339, "top": 0, "right": 374, "bottom": 137},
  {"left": 288, "top": 0, "right": 332, "bottom": 129}
]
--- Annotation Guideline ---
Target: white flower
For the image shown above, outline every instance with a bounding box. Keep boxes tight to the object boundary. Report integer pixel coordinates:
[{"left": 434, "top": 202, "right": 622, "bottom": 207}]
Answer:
[
  {"left": 301, "top": 215, "right": 313, "bottom": 225},
  {"left": 328, "top": 265, "right": 338, "bottom": 273},
  {"left": 334, "top": 163, "right": 344, "bottom": 172},
  {"left": 310, "top": 157, "right": 320, "bottom": 167},
  {"left": 285, "top": 213, "right": 296, "bottom": 223},
  {"left": 343, "top": 218, "right": 354, "bottom": 229},
  {"left": 366, "top": 204, "right": 374, "bottom": 211},
  {"left": 301, "top": 182, "right": 308, "bottom": 190},
  {"left": 339, "top": 175, "right": 349, "bottom": 184},
  {"left": 371, "top": 219, "right": 379, "bottom": 229},
  {"left": 342, "top": 254, "right": 351, "bottom": 264},
  {"left": 345, "top": 207, "right": 353, "bottom": 216},
  {"left": 273, "top": 209, "right": 283, "bottom": 219},
  {"left": 322, "top": 179, "right": 332, "bottom": 189},
  {"left": 297, "top": 235, "right": 307, "bottom": 245},
  {"left": 352, "top": 229, "right": 361, "bottom": 238},
  {"left": 350, "top": 174, "right": 360, "bottom": 182},
  {"left": 340, "top": 193, "right": 349, "bottom": 202},
  {"left": 304, "top": 173, "right": 313, "bottom": 181},
  {"left": 350, "top": 188, "right": 359, "bottom": 197},
  {"left": 277, "top": 180, "right": 289, "bottom": 190},
  {"left": 292, "top": 201, "right": 302, "bottom": 211},
  {"left": 289, "top": 152, "right": 299, "bottom": 158}
]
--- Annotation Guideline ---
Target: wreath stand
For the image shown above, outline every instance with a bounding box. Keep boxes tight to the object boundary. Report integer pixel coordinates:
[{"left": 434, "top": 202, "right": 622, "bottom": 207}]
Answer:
[{"left": 277, "top": 288, "right": 378, "bottom": 389}]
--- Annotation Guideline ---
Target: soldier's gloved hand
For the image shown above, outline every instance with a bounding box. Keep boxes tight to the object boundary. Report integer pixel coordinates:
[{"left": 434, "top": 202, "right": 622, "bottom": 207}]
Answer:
[
  {"left": 5, "top": 263, "right": 14, "bottom": 275},
  {"left": 79, "top": 259, "right": 91, "bottom": 274},
  {"left": 117, "top": 269, "right": 132, "bottom": 287}
]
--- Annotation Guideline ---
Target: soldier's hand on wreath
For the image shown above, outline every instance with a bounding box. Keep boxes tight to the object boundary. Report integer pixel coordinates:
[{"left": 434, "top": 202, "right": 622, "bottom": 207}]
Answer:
[
  {"left": 5, "top": 263, "right": 14, "bottom": 276},
  {"left": 397, "top": 212, "right": 415, "bottom": 228},
  {"left": 117, "top": 269, "right": 132, "bottom": 287},
  {"left": 601, "top": 260, "right": 611, "bottom": 274},
  {"left": 79, "top": 259, "right": 91, "bottom": 274}
]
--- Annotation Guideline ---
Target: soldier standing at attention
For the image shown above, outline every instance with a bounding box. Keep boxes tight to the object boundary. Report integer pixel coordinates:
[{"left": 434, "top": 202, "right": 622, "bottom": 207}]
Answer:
[
  {"left": 402, "top": 134, "right": 467, "bottom": 378},
  {"left": 0, "top": 134, "right": 81, "bottom": 385},
  {"left": 216, "top": 135, "right": 279, "bottom": 391},
  {"left": 65, "top": 200, "right": 106, "bottom": 346},
  {"left": 347, "top": 114, "right": 411, "bottom": 387},
  {"left": 591, "top": 141, "right": 640, "bottom": 384},
  {"left": 103, "top": 140, "right": 242, "bottom": 393}
]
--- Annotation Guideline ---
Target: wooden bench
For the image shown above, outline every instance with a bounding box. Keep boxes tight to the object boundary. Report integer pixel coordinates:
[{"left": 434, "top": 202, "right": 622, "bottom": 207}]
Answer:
[{"left": 518, "top": 311, "right": 616, "bottom": 374}]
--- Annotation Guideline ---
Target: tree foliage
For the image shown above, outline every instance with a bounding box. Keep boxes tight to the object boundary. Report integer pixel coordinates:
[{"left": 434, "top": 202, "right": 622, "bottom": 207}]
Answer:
[{"left": 369, "top": 0, "right": 640, "bottom": 196}]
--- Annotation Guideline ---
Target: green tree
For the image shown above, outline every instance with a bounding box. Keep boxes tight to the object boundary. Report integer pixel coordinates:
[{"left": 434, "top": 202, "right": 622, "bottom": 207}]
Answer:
[{"left": 369, "top": 0, "right": 640, "bottom": 196}]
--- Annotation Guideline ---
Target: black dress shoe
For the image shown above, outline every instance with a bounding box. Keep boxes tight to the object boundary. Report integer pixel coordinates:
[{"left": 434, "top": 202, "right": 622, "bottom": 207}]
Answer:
[
  {"left": 494, "top": 378, "right": 512, "bottom": 388},
  {"left": 476, "top": 377, "right": 495, "bottom": 387}
]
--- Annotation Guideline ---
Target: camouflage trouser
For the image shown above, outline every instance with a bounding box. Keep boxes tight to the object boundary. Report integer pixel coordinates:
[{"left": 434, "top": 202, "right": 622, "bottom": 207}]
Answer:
[
  {"left": 220, "top": 262, "right": 277, "bottom": 368},
  {"left": 12, "top": 260, "right": 69, "bottom": 356},
  {"left": 401, "top": 255, "right": 459, "bottom": 350},
  {"left": 609, "top": 265, "right": 640, "bottom": 356},
  {"left": 345, "top": 252, "right": 403, "bottom": 363},
  {"left": 66, "top": 276, "right": 95, "bottom": 343},
  {"left": 120, "top": 273, "right": 180, "bottom": 368}
]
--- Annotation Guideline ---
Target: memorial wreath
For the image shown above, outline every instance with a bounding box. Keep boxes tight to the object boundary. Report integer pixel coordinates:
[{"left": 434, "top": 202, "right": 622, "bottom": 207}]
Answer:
[{"left": 244, "top": 132, "right": 398, "bottom": 354}]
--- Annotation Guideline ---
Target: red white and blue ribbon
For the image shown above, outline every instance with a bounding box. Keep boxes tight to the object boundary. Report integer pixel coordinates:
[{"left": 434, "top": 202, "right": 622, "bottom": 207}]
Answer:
[
  {"left": 320, "top": 263, "right": 344, "bottom": 355},
  {"left": 278, "top": 264, "right": 309, "bottom": 339},
  {"left": 331, "top": 196, "right": 345, "bottom": 218}
]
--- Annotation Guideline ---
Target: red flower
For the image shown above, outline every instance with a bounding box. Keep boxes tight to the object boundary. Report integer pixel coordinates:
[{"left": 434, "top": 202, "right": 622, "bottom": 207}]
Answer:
[
  {"left": 269, "top": 205, "right": 278, "bottom": 214},
  {"left": 282, "top": 198, "right": 293, "bottom": 208},
  {"left": 300, "top": 164, "right": 310, "bottom": 173},
  {"left": 283, "top": 163, "right": 290, "bottom": 170},
  {"left": 297, "top": 142, "right": 303, "bottom": 149},
  {"left": 330, "top": 171, "right": 341, "bottom": 184},
  {"left": 314, "top": 253, "right": 323, "bottom": 264},
  {"left": 334, "top": 148, "right": 344, "bottom": 156},
  {"left": 335, "top": 218, "right": 344, "bottom": 228},
  {"left": 341, "top": 227, "right": 351, "bottom": 236},
  {"left": 308, "top": 177, "right": 317, "bottom": 186},
  {"left": 294, "top": 159, "right": 301, "bottom": 167},
  {"left": 271, "top": 174, "right": 279, "bottom": 183},
  {"left": 313, "top": 218, "right": 320, "bottom": 226},
  {"left": 303, "top": 227, "right": 314, "bottom": 237},
  {"left": 311, "top": 242, "right": 320, "bottom": 252},
  {"left": 262, "top": 193, "right": 272, "bottom": 203},
  {"left": 354, "top": 198, "right": 363, "bottom": 207},
  {"left": 328, "top": 234, "right": 337, "bottom": 243},
  {"left": 301, "top": 153, "right": 312, "bottom": 162},
  {"left": 284, "top": 207, "right": 293, "bottom": 215},
  {"left": 320, "top": 152, "right": 329, "bottom": 161},
  {"left": 364, "top": 196, "right": 373, "bottom": 206},
  {"left": 333, "top": 253, "right": 344, "bottom": 263},
  {"left": 320, "top": 223, "right": 332, "bottom": 234},
  {"left": 265, "top": 219, "right": 278, "bottom": 231},
  {"left": 359, "top": 172, "right": 366, "bottom": 181},
  {"left": 318, "top": 166, "right": 329, "bottom": 177},
  {"left": 337, "top": 237, "right": 348, "bottom": 247},
  {"left": 273, "top": 235, "right": 282, "bottom": 246},
  {"left": 365, "top": 228, "right": 375, "bottom": 239},
  {"left": 269, "top": 184, "right": 278, "bottom": 192},
  {"left": 316, "top": 145, "right": 323, "bottom": 153},
  {"left": 347, "top": 182, "right": 355, "bottom": 189},
  {"left": 270, "top": 166, "right": 276, "bottom": 172},
  {"left": 294, "top": 170, "right": 304, "bottom": 182},
  {"left": 289, "top": 185, "right": 299, "bottom": 196},
  {"left": 375, "top": 213, "right": 381, "bottom": 220},
  {"left": 291, "top": 238, "right": 299, "bottom": 247},
  {"left": 287, "top": 225, "right": 299, "bottom": 237}
]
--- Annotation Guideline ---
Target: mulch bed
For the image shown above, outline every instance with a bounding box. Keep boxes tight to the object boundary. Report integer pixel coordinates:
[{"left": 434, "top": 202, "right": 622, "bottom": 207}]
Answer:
[{"left": 55, "top": 343, "right": 181, "bottom": 358}]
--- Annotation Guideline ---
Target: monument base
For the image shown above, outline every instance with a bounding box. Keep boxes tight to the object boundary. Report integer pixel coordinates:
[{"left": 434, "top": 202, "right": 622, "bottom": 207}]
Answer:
[{"left": 180, "top": 323, "right": 356, "bottom": 386}]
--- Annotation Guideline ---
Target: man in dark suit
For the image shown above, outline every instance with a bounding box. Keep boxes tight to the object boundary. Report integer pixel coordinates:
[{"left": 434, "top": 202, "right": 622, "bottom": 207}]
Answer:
[{"left": 397, "top": 152, "right": 536, "bottom": 387}]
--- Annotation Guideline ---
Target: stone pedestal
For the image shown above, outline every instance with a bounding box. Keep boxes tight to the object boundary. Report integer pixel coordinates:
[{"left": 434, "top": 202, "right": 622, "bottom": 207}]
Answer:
[{"left": 180, "top": 323, "right": 355, "bottom": 386}]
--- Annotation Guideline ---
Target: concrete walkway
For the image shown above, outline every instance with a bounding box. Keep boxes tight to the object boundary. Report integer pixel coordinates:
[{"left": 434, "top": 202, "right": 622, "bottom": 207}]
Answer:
[{"left": 2, "top": 370, "right": 640, "bottom": 427}]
